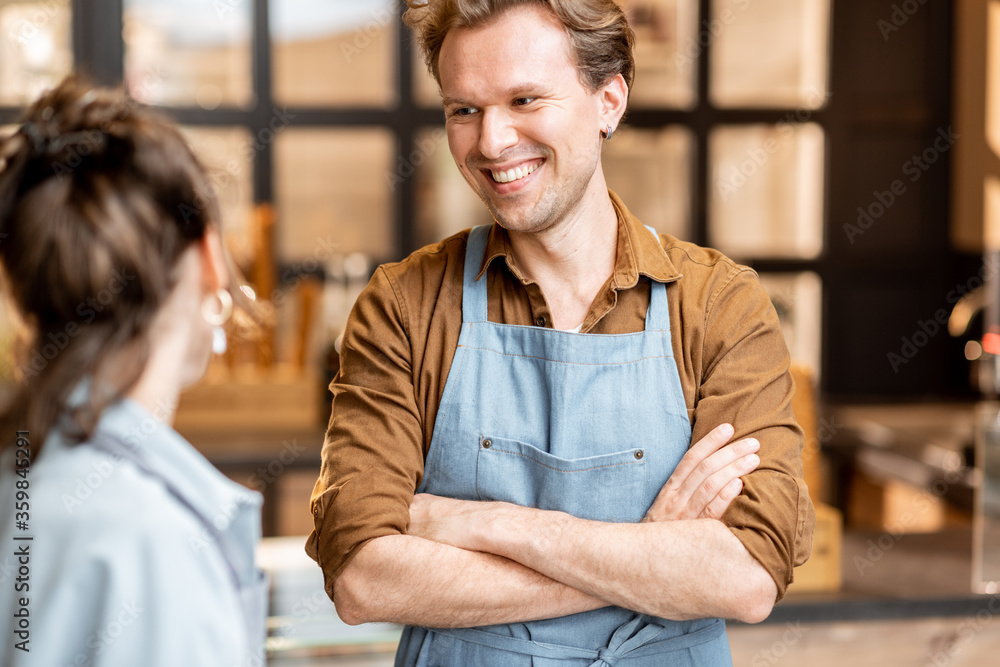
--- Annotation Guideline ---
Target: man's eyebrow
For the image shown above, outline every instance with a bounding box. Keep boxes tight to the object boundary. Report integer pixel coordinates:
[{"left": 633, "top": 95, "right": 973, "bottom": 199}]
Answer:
[{"left": 442, "top": 84, "right": 551, "bottom": 108}]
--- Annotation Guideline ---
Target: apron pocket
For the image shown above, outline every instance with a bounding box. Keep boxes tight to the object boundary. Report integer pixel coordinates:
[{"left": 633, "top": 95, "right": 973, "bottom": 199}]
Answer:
[{"left": 475, "top": 436, "right": 646, "bottom": 523}]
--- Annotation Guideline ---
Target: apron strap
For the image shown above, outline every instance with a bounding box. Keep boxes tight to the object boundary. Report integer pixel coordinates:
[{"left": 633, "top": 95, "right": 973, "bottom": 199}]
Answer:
[
  {"left": 462, "top": 225, "right": 492, "bottom": 324},
  {"left": 463, "top": 223, "right": 673, "bottom": 344},
  {"left": 642, "top": 226, "right": 672, "bottom": 341}
]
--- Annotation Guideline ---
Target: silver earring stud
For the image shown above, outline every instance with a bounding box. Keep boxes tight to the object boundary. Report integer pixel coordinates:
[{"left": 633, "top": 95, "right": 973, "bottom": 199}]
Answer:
[{"left": 601, "top": 125, "right": 614, "bottom": 141}]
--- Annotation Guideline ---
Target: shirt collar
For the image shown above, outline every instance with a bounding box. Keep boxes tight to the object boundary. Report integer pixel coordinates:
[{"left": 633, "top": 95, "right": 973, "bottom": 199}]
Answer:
[{"left": 475, "top": 190, "right": 682, "bottom": 286}]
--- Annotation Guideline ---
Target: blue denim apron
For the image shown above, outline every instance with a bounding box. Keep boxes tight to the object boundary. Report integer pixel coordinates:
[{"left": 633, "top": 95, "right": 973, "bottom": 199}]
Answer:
[{"left": 395, "top": 225, "right": 732, "bottom": 667}]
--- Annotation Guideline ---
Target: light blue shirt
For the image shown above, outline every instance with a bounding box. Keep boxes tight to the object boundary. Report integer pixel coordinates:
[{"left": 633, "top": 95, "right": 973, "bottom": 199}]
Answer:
[{"left": 0, "top": 398, "right": 265, "bottom": 666}]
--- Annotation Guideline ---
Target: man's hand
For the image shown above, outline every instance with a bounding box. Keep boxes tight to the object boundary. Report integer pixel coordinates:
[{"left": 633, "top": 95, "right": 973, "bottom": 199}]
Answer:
[{"left": 642, "top": 423, "right": 760, "bottom": 523}]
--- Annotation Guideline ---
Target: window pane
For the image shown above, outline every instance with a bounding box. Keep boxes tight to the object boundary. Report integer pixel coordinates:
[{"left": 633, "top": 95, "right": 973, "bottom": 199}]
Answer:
[
  {"left": 271, "top": 0, "right": 396, "bottom": 108},
  {"left": 709, "top": 123, "right": 824, "bottom": 260},
  {"left": 123, "top": 0, "right": 253, "bottom": 109},
  {"left": 710, "top": 0, "right": 830, "bottom": 108},
  {"left": 622, "top": 0, "right": 698, "bottom": 109},
  {"left": 413, "top": 43, "right": 442, "bottom": 108},
  {"left": 413, "top": 128, "right": 493, "bottom": 249},
  {"left": 0, "top": 0, "right": 72, "bottom": 106},
  {"left": 274, "top": 128, "right": 394, "bottom": 261},
  {"left": 178, "top": 127, "right": 255, "bottom": 267},
  {"left": 604, "top": 126, "right": 692, "bottom": 240},
  {"left": 759, "top": 272, "right": 823, "bottom": 377}
]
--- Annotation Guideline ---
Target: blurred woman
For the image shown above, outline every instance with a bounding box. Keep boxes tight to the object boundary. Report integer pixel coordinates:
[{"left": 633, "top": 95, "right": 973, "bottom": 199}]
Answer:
[{"left": 0, "top": 78, "right": 266, "bottom": 666}]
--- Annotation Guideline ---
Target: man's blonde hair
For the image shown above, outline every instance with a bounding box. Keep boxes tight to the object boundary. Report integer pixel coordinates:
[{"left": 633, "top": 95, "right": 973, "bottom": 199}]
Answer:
[{"left": 404, "top": 0, "right": 635, "bottom": 94}]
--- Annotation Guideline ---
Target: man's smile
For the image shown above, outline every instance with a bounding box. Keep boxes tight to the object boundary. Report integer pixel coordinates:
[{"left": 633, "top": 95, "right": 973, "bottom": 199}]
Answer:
[{"left": 486, "top": 158, "right": 544, "bottom": 184}]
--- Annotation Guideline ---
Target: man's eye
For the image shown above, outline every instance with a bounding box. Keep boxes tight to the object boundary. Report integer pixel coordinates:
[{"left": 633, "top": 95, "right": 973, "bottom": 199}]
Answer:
[
  {"left": 452, "top": 107, "right": 476, "bottom": 117},
  {"left": 513, "top": 97, "right": 536, "bottom": 106}
]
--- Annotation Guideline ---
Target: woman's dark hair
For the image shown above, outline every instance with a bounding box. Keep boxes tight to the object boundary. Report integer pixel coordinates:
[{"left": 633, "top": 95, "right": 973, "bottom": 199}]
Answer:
[{"left": 0, "top": 77, "right": 232, "bottom": 454}]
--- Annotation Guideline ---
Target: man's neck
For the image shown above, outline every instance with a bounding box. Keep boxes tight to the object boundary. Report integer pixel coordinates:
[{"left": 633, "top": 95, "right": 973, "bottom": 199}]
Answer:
[{"left": 506, "top": 186, "right": 619, "bottom": 330}]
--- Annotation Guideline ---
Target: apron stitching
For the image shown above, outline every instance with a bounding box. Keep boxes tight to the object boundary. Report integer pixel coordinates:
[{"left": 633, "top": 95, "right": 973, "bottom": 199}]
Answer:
[
  {"left": 457, "top": 346, "right": 673, "bottom": 366},
  {"left": 483, "top": 449, "right": 645, "bottom": 473},
  {"left": 480, "top": 322, "right": 648, "bottom": 337},
  {"left": 423, "top": 343, "right": 471, "bottom": 482}
]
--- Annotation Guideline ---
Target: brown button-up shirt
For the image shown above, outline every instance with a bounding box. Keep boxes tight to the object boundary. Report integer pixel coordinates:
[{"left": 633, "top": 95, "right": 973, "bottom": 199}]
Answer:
[{"left": 306, "top": 192, "right": 815, "bottom": 601}]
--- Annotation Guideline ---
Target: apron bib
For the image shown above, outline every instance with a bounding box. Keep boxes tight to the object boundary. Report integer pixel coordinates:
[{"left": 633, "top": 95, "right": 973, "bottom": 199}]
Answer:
[{"left": 396, "top": 225, "right": 732, "bottom": 667}]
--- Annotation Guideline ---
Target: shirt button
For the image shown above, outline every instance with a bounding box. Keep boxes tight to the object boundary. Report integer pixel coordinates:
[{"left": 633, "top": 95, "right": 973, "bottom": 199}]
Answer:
[
  {"left": 535, "top": 316, "right": 546, "bottom": 327},
  {"left": 482, "top": 439, "right": 493, "bottom": 449},
  {"left": 634, "top": 450, "right": 644, "bottom": 460}
]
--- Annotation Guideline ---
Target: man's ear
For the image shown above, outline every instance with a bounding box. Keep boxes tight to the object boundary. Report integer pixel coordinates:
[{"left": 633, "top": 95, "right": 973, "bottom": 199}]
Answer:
[
  {"left": 199, "top": 228, "right": 230, "bottom": 292},
  {"left": 599, "top": 73, "right": 629, "bottom": 131}
]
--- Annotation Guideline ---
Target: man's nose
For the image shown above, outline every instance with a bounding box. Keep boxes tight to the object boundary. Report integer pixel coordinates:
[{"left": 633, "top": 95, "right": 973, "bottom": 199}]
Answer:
[{"left": 478, "top": 108, "right": 518, "bottom": 160}]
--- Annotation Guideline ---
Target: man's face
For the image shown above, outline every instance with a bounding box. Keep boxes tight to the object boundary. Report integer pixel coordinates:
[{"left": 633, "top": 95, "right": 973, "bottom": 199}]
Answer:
[{"left": 438, "top": 5, "right": 607, "bottom": 234}]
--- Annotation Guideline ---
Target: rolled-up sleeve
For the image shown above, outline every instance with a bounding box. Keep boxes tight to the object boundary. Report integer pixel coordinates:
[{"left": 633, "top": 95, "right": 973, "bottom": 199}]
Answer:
[
  {"left": 305, "top": 267, "right": 424, "bottom": 598},
  {"left": 693, "top": 267, "right": 815, "bottom": 600}
]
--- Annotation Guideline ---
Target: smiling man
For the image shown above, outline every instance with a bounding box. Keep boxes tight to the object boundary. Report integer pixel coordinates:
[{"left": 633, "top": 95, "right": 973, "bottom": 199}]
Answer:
[{"left": 306, "top": 1, "right": 815, "bottom": 665}]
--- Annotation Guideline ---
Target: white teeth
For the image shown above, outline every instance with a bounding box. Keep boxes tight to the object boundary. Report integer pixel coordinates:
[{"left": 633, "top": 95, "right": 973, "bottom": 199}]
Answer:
[{"left": 491, "top": 162, "right": 538, "bottom": 184}]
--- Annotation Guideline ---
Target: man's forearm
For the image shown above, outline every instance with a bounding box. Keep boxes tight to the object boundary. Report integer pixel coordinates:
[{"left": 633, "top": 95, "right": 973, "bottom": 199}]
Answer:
[
  {"left": 464, "top": 506, "right": 778, "bottom": 623},
  {"left": 334, "top": 534, "right": 607, "bottom": 627}
]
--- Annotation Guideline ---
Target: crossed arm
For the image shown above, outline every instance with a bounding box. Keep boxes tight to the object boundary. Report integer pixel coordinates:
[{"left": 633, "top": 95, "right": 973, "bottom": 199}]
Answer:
[{"left": 334, "top": 424, "right": 778, "bottom": 627}]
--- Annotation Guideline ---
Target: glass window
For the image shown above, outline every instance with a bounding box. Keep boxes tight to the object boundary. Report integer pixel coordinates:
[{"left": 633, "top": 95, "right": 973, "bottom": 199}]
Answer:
[
  {"left": 413, "top": 43, "right": 442, "bottom": 109},
  {"left": 123, "top": 0, "right": 253, "bottom": 109},
  {"left": 710, "top": 0, "right": 830, "bottom": 109},
  {"left": 759, "top": 272, "right": 823, "bottom": 377},
  {"left": 709, "top": 122, "right": 825, "bottom": 260},
  {"left": 178, "top": 126, "right": 255, "bottom": 267},
  {"left": 0, "top": 0, "right": 73, "bottom": 106},
  {"left": 622, "top": 0, "right": 698, "bottom": 109},
  {"left": 271, "top": 0, "right": 396, "bottom": 108},
  {"left": 413, "top": 128, "right": 493, "bottom": 249},
  {"left": 604, "top": 126, "right": 693, "bottom": 240},
  {"left": 274, "top": 128, "right": 394, "bottom": 262}
]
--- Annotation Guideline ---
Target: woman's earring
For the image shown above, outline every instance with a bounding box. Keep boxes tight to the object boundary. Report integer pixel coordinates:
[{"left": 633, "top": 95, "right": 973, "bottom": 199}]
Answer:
[
  {"left": 202, "top": 288, "right": 233, "bottom": 327},
  {"left": 601, "top": 124, "right": 614, "bottom": 141},
  {"left": 212, "top": 327, "right": 228, "bottom": 355},
  {"left": 202, "top": 289, "right": 233, "bottom": 355}
]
